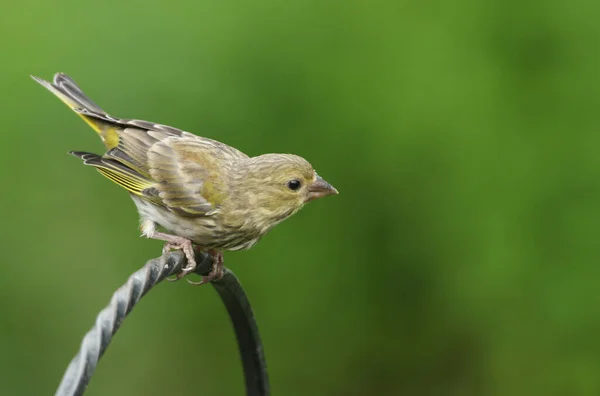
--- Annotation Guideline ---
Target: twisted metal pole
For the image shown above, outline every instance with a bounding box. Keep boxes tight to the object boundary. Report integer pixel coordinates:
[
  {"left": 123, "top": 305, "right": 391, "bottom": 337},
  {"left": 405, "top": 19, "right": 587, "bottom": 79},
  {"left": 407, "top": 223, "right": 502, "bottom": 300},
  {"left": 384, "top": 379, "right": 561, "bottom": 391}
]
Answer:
[{"left": 54, "top": 251, "right": 269, "bottom": 396}]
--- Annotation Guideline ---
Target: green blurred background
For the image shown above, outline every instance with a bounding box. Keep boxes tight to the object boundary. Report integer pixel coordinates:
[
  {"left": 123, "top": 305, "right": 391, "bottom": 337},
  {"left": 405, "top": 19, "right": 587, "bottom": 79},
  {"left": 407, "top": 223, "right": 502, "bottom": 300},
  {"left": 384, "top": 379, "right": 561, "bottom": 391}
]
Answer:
[{"left": 2, "top": 0, "right": 600, "bottom": 394}]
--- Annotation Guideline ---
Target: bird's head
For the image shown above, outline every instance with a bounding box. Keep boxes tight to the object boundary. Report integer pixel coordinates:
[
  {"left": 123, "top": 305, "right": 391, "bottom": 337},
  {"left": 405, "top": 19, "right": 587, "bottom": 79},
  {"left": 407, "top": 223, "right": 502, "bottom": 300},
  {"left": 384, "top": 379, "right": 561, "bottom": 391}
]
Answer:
[{"left": 233, "top": 154, "right": 338, "bottom": 229}]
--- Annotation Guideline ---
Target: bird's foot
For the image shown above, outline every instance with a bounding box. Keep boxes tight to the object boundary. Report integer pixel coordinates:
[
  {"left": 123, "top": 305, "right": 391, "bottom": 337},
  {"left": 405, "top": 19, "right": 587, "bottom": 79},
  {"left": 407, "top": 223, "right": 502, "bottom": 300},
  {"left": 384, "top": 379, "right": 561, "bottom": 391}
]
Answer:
[
  {"left": 161, "top": 237, "right": 197, "bottom": 281},
  {"left": 187, "top": 249, "right": 224, "bottom": 286}
]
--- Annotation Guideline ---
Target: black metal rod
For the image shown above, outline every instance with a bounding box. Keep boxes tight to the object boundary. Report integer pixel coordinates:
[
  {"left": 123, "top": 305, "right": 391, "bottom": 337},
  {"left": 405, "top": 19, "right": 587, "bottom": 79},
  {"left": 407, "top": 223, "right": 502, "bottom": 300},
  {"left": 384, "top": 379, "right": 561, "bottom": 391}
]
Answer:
[
  {"left": 54, "top": 251, "right": 269, "bottom": 396},
  {"left": 212, "top": 272, "right": 270, "bottom": 396}
]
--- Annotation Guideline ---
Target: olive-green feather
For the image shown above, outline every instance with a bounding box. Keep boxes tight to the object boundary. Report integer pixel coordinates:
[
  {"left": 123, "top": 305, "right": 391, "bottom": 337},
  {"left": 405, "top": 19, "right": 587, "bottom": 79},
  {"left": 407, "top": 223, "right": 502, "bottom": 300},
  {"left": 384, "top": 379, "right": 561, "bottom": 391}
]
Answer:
[{"left": 147, "top": 138, "right": 231, "bottom": 215}]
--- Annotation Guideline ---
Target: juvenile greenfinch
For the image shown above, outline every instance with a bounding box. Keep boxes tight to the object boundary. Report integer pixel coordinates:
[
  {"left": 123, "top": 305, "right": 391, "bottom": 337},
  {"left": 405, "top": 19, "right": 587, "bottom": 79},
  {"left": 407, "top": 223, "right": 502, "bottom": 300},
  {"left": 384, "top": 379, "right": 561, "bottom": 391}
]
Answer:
[{"left": 32, "top": 73, "right": 338, "bottom": 284}]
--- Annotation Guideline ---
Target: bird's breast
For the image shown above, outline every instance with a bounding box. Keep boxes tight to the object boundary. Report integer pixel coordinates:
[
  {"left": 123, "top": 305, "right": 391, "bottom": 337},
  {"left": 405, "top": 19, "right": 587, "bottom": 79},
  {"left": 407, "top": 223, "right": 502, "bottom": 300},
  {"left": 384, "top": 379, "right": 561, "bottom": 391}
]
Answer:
[{"left": 131, "top": 195, "right": 265, "bottom": 251}]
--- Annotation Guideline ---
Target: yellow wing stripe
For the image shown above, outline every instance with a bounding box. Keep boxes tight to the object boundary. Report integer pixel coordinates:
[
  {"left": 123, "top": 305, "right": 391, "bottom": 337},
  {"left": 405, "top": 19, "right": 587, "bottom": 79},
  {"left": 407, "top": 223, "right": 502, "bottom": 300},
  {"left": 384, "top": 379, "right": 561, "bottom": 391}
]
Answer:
[{"left": 96, "top": 167, "right": 152, "bottom": 196}]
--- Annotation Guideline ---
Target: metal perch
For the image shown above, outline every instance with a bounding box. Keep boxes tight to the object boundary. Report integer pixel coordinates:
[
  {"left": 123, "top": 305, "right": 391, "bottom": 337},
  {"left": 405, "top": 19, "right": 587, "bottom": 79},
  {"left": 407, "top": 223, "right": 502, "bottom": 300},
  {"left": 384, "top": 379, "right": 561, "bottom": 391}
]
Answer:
[{"left": 54, "top": 251, "right": 269, "bottom": 396}]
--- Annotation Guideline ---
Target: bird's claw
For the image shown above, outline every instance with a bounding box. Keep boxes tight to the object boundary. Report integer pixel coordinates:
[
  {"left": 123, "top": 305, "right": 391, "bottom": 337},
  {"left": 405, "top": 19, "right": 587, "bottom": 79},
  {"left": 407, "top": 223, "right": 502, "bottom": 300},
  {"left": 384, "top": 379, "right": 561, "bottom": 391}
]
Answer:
[
  {"left": 186, "top": 265, "right": 225, "bottom": 285},
  {"left": 162, "top": 243, "right": 175, "bottom": 255},
  {"left": 186, "top": 250, "right": 225, "bottom": 286},
  {"left": 164, "top": 244, "right": 224, "bottom": 285},
  {"left": 162, "top": 238, "right": 197, "bottom": 282},
  {"left": 166, "top": 263, "right": 197, "bottom": 282}
]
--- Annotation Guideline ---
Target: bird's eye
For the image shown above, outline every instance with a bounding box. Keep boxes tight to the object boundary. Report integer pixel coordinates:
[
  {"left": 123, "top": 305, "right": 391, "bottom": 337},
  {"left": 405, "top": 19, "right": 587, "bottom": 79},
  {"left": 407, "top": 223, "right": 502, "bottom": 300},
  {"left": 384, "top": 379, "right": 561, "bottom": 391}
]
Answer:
[{"left": 287, "top": 179, "right": 302, "bottom": 191}]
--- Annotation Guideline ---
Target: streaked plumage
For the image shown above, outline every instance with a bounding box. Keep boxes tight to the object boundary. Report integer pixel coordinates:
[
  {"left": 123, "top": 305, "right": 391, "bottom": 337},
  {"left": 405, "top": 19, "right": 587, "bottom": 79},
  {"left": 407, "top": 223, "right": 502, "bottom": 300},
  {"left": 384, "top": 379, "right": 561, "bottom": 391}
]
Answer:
[{"left": 33, "top": 73, "right": 338, "bottom": 284}]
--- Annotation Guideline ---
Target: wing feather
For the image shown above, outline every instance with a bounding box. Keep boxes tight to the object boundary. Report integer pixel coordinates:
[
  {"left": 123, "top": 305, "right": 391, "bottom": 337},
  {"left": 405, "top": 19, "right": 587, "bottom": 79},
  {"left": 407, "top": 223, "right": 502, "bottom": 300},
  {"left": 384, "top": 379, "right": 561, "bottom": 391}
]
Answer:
[
  {"left": 145, "top": 136, "right": 249, "bottom": 216},
  {"left": 70, "top": 151, "right": 160, "bottom": 203}
]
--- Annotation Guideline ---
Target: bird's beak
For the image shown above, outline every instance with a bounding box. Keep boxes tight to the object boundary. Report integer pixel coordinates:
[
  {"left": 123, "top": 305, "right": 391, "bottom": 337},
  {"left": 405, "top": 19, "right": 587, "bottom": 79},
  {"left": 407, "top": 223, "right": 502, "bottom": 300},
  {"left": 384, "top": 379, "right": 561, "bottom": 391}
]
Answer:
[{"left": 306, "top": 176, "right": 339, "bottom": 202}]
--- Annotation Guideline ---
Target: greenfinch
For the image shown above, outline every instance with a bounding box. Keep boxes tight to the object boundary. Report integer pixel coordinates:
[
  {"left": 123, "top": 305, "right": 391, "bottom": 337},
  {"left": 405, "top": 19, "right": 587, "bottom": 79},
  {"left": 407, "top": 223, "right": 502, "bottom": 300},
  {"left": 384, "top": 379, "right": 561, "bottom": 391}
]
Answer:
[{"left": 32, "top": 73, "right": 338, "bottom": 284}]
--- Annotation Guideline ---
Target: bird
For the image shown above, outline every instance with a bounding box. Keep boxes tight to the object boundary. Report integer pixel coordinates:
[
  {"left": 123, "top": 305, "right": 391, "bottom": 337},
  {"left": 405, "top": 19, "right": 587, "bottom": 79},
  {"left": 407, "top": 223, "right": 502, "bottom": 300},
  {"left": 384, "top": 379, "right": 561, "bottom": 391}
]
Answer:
[{"left": 32, "top": 73, "right": 338, "bottom": 285}]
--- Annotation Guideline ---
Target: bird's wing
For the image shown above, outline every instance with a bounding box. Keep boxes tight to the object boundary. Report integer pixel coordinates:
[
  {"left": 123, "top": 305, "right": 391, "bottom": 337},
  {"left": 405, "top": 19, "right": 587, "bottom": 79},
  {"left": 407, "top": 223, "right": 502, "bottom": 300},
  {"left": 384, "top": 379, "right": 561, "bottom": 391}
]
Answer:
[
  {"left": 74, "top": 126, "right": 247, "bottom": 217},
  {"left": 145, "top": 135, "right": 246, "bottom": 216}
]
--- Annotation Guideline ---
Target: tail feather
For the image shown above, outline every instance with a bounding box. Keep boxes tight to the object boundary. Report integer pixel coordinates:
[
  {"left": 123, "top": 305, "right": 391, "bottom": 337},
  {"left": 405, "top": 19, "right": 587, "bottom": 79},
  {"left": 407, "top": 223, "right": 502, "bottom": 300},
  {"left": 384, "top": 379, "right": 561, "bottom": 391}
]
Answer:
[
  {"left": 48, "top": 73, "right": 104, "bottom": 112},
  {"left": 31, "top": 73, "right": 120, "bottom": 148},
  {"left": 33, "top": 73, "right": 187, "bottom": 150}
]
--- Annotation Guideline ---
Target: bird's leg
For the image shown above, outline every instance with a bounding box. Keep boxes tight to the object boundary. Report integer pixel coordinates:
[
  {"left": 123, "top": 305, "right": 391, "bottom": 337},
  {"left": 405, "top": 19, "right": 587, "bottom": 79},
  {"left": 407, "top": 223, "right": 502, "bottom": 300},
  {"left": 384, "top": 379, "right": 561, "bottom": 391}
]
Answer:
[
  {"left": 149, "top": 231, "right": 198, "bottom": 280},
  {"left": 139, "top": 219, "right": 221, "bottom": 285},
  {"left": 187, "top": 249, "right": 224, "bottom": 286}
]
